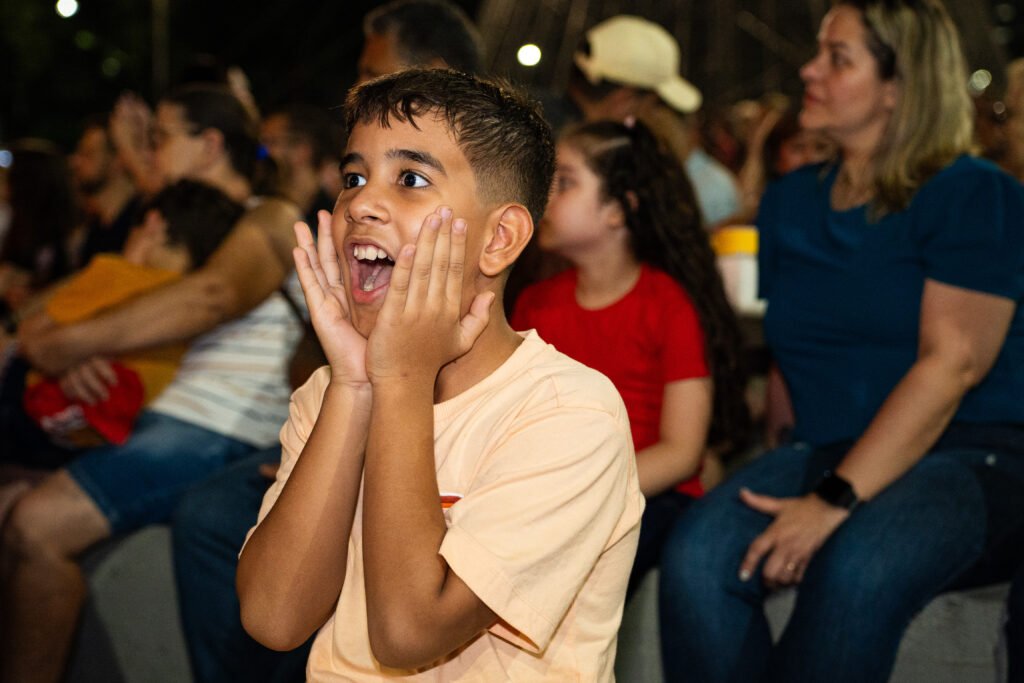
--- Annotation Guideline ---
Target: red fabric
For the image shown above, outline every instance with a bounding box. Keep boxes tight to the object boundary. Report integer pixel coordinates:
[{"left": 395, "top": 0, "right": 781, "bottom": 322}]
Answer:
[
  {"left": 23, "top": 363, "right": 145, "bottom": 446},
  {"left": 512, "top": 265, "right": 709, "bottom": 497}
]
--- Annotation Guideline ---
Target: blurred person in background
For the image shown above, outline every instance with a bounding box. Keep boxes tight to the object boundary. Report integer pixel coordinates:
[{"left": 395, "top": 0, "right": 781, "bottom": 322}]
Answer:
[
  {"left": 67, "top": 115, "right": 141, "bottom": 268},
  {"left": 658, "top": 2, "right": 1024, "bottom": 681},
  {"left": 169, "top": 3, "right": 484, "bottom": 682},
  {"left": 260, "top": 104, "right": 340, "bottom": 226},
  {"left": 1, "top": 83, "right": 302, "bottom": 683},
  {"left": 569, "top": 15, "right": 741, "bottom": 229}
]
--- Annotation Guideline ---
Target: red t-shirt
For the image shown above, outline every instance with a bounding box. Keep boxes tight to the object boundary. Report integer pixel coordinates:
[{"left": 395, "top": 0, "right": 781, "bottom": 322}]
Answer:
[{"left": 511, "top": 265, "right": 709, "bottom": 497}]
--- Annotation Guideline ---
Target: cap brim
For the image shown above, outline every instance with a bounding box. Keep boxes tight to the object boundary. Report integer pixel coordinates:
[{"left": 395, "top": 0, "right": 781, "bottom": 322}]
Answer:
[{"left": 657, "top": 77, "right": 702, "bottom": 113}]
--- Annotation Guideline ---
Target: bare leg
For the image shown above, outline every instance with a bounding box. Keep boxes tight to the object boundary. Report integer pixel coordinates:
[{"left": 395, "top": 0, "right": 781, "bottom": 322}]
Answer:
[{"left": 0, "top": 470, "right": 110, "bottom": 683}]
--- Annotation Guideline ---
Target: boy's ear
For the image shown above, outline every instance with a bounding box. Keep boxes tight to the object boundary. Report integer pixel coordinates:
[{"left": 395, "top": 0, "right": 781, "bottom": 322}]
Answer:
[{"left": 479, "top": 204, "right": 533, "bottom": 278}]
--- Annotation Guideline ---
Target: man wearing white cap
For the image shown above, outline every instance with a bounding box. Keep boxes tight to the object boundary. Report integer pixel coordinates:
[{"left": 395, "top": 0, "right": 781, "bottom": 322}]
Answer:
[{"left": 570, "top": 15, "right": 741, "bottom": 228}]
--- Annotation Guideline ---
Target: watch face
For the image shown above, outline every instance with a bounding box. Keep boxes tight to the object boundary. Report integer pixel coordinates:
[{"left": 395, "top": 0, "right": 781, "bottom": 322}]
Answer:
[{"left": 815, "top": 472, "right": 858, "bottom": 510}]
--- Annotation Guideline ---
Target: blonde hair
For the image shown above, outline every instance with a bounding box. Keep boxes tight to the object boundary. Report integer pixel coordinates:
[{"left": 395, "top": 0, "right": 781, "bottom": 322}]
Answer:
[{"left": 842, "top": 0, "right": 973, "bottom": 214}]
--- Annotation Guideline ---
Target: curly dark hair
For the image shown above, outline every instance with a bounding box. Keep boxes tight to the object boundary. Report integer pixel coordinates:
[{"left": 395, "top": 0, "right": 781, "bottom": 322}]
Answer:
[
  {"left": 562, "top": 119, "right": 751, "bottom": 454},
  {"left": 345, "top": 68, "right": 555, "bottom": 228}
]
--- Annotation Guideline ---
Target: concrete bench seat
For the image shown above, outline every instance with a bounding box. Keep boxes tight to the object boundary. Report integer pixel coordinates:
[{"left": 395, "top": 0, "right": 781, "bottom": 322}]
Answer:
[{"left": 67, "top": 525, "right": 1010, "bottom": 683}]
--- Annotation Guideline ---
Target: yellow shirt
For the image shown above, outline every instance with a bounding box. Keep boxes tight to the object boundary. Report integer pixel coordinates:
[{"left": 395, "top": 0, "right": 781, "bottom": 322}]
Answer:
[{"left": 254, "top": 331, "right": 644, "bottom": 681}]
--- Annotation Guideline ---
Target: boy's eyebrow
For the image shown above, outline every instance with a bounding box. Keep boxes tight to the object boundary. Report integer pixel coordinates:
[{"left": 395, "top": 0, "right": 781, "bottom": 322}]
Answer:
[
  {"left": 387, "top": 148, "right": 447, "bottom": 176},
  {"left": 339, "top": 149, "right": 448, "bottom": 176}
]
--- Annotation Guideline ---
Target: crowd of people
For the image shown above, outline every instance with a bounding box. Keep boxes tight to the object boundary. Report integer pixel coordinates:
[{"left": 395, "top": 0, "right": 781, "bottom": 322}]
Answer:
[{"left": 1, "top": 0, "right": 1023, "bottom": 681}]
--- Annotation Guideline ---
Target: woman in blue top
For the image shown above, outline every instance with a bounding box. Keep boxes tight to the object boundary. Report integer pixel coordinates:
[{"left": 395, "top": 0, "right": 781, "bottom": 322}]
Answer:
[{"left": 658, "top": 1, "right": 1024, "bottom": 681}]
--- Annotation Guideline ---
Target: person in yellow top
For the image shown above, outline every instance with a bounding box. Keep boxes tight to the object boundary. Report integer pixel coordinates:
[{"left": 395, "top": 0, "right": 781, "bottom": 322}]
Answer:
[{"left": 3, "top": 179, "right": 242, "bottom": 458}]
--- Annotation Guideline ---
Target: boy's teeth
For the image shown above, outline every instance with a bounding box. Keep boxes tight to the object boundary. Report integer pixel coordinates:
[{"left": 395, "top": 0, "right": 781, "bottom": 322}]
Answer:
[{"left": 353, "top": 245, "right": 390, "bottom": 261}]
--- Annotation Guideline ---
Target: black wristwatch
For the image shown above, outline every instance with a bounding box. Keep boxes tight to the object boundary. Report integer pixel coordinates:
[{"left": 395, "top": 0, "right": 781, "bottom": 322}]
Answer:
[{"left": 812, "top": 470, "right": 861, "bottom": 511}]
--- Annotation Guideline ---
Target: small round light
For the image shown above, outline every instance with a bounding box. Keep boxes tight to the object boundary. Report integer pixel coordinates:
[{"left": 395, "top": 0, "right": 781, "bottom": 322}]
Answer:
[
  {"left": 517, "top": 44, "right": 542, "bottom": 67},
  {"left": 56, "top": 0, "right": 79, "bottom": 18},
  {"left": 101, "top": 56, "right": 122, "bottom": 78},
  {"left": 969, "top": 69, "right": 993, "bottom": 93},
  {"left": 0, "top": 150, "right": 12, "bottom": 169}
]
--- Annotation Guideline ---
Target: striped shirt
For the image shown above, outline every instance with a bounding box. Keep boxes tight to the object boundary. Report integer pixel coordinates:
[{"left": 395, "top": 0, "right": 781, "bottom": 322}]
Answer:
[{"left": 150, "top": 274, "right": 305, "bottom": 447}]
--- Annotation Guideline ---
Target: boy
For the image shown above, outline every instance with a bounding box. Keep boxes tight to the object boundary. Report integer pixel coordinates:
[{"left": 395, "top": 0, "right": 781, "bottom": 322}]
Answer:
[
  {"left": 237, "top": 69, "right": 644, "bottom": 680},
  {"left": 3, "top": 180, "right": 242, "bottom": 457}
]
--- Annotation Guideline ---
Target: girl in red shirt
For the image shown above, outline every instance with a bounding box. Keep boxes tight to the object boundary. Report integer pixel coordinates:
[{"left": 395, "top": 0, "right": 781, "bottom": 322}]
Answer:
[{"left": 512, "top": 119, "right": 749, "bottom": 595}]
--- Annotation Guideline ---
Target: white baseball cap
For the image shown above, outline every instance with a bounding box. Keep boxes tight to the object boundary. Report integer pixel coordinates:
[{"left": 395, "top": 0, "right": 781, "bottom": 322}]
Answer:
[{"left": 574, "top": 15, "right": 702, "bottom": 114}]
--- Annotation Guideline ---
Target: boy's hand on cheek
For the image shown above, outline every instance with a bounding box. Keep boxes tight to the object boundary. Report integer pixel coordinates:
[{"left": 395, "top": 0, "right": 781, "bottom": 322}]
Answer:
[
  {"left": 293, "top": 212, "right": 370, "bottom": 391},
  {"left": 367, "top": 206, "right": 494, "bottom": 387}
]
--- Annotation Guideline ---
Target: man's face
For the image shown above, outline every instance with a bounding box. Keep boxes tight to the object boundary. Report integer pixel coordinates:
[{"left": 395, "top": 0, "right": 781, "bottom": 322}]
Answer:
[
  {"left": 357, "top": 31, "right": 408, "bottom": 85},
  {"left": 334, "top": 115, "right": 492, "bottom": 337},
  {"left": 70, "top": 127, "right": 114, "bottom": 195}
]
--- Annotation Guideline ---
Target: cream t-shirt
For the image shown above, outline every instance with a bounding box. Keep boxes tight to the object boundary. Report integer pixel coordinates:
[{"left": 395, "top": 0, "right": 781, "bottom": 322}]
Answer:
[{"left": 254, "top": 330, "right": 644, "bottom": 681}]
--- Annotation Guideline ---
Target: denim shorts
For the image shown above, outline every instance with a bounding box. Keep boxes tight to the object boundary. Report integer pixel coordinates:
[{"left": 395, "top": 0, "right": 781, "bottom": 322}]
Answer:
[{"left": 67, "top": 410, "right": 255, "bottom": 534}]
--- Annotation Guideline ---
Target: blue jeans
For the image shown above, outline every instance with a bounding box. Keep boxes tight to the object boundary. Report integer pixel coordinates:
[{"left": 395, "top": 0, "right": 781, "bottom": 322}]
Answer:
[
  {"left": 172, "top": 449, "right": 312, "bottom": 683},
  {"left": 659, "top": 437, "right": 1024, "bottom": 683},
  {"left": 67, "top": 411, "right": 254, "bottom": 533}
]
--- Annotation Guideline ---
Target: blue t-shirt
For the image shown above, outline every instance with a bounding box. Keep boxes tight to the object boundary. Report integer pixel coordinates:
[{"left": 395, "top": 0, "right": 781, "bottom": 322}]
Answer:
[{"left": 758, "top": 156, "right": 1024, "bottom": 446}]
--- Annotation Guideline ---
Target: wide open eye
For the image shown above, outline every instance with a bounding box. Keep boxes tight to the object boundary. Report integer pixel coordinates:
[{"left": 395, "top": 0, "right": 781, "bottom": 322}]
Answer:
[
  {"left": 343, "top": 173, "right": 367, "bottom": 189},
  {"left": 399, "top": 171, "right": 429, "bottom": 188}
]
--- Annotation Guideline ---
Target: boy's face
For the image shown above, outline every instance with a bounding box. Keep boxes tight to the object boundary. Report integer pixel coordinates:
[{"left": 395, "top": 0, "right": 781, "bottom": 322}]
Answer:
[{"left": 334, "top": 114, "right": 492, "bottom": 338}]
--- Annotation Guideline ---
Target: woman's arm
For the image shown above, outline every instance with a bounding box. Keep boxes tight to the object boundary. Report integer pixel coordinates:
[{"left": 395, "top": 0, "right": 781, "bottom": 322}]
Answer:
[
  {"left": 635, "top": 377, "right": 713, "bottom": 497},
  {"left": 740, "top": 279, "right": 1016, "bottom": 586}
]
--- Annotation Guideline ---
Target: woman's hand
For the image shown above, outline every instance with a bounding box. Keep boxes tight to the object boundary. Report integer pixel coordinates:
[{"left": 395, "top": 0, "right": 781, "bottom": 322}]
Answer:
[
  {"left": 738, "top": 489, "right": 850, "bottom": 588},
  {"left": 291, "top": 211, "right": 368, "bottom": 389}
]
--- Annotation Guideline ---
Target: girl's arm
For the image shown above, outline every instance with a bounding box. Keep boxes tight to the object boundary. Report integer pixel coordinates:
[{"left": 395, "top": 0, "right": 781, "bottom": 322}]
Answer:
[
  {"left": 635, "top": 376, "right": 713, "bottom": 497},
  {"left": 739, "top": 279, "right": 1015, "bottom": 586}
]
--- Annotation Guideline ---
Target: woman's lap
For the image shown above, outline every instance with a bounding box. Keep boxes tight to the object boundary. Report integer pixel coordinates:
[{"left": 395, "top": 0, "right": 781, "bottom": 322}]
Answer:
[
  {"left": 659, "top": 442, "right": 1024, "bottom": 682},
  {"left": 66, "top": 411, "right": 254, "bottom": 534}
]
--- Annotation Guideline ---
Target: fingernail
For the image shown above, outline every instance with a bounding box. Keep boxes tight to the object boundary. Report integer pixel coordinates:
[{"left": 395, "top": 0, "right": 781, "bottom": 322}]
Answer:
[
  {"left": 440, "top": 206, "right": 453, "bottom": 220},
  {"left": 402, "top": 244, "right": 416, "bottom": 258},
  {"left": 453, "top": 218, "right": 467, "bottom": 233},
  {"left": 739, "top": 569, "right": 752, "bottom": 582},
  {"left": 429, "top": 215, "right": 442, "bottom": 229}
]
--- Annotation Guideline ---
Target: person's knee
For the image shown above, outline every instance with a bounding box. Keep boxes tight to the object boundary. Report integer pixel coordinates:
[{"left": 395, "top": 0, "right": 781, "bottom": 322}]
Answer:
[
  {"left": 661, "top": 496, "right": 750, "bottom": 597},
  {"left": 3, "top": 491, "right": 64, "bottom": 562}
]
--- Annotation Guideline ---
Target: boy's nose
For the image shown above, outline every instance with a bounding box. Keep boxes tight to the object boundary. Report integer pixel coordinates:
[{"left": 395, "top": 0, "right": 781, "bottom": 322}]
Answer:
[{"left": 345, "top": 184, "right": 390, "bottom": 225}]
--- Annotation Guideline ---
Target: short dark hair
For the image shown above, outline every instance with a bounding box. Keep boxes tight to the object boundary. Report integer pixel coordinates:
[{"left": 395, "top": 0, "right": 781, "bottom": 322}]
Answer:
[
  {"left": 270, "top": 103, "right": 341, "bottom": 168},
  {"left": 142, "top": 180, "right": 243, "bottom": 268},
  {"left": 345, "top": 69, "right": 555, "bottom": 227},
  {"left": 364, "top": 0, "right": 483, "bottom": 75},
  {"left": 163, "top": 84, "right": 260, "bottom": 182}
]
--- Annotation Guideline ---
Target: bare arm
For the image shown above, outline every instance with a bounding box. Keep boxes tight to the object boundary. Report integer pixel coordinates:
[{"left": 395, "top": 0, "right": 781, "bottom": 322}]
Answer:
[
  {"left": 362, "top": 210, "right": 497, "bottom": 669},
  {"left": 238, "top": 215, "right": 372, "bottom": 650},
  {"left": 19, "top": 199, "right": 299, "bottom": 374},
  {"left": 237, "top": 382, "right": 371, "bottom": 650},
  {"left": 635, "top": 377, "right": 712, "bottom": 497},
  {"left": 739, "top": 279, "right": 1015, "bottom": 585},
  {"left": 833, "top": 280, "right": 1014, "bottom": 498}
]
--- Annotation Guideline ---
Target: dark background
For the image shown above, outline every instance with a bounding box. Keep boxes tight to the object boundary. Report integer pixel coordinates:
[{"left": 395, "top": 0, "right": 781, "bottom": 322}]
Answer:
[{"left": 2, "top": 0, "right": 1022, "bottom": 150}]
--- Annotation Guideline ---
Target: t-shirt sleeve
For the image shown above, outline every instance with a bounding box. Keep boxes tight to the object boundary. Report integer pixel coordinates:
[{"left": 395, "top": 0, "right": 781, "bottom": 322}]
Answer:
[
  {"left": 917, "top": 163, "right": 1024, "bottom": 299},
  {"left": 658, "top": 280, "right": 709, "bottom": 383},
  {"left": 438, "top": 403, "right": 637, "bottom": 653},
  {"left": 242, "top": 366, "right": 331, "bottom": 548}
]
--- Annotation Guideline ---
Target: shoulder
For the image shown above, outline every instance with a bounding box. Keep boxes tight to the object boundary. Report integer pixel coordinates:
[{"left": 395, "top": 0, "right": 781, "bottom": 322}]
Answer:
[
  {"left": 915, "top": 155, "right": 1023, "bottom": 202},
  {"left": 513, "top": 333, "right": 626, "bottom": 419},
  {"left": 240, "top": 196, "right": 302, "bottom": 231},
  {"left": 513, "top": 270, "right": 575, "bottom": 313}
]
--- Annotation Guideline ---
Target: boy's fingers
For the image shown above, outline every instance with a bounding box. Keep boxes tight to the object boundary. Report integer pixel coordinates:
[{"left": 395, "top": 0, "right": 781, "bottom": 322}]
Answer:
[
  {"left": 292, "top": 246, "right": 327, "bottom": 310},
  {"left": 408, "top": 212, "right": 442, "bottom": 305},
  {"left": 294, "top": 221, "right": 329, "bottom": 291},
  {"left": 444, "top": 217, "right": 468, "bottom": 307},
  {"left": 428, "top": 207, "right": 454, "bottom": 301},
  {"left": 383, "top": 244, "right": 417, "bottom": 313},
  {"left": 316, "top": 211, "right": 344, "bottom": 288},
  {"left": 459, "top": 291, "right": 494, "bottom": 349}
]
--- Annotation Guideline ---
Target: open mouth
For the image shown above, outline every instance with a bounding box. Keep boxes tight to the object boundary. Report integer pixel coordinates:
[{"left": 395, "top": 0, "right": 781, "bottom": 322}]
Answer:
[{"left": 351, "top": 244, "right": 395, "bottom": 293}]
